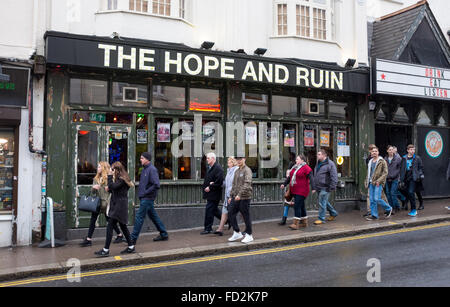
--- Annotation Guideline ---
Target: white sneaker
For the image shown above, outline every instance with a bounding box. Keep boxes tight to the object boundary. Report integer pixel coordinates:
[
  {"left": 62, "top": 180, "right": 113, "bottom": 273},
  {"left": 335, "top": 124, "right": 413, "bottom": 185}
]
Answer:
[
  {"left": 228, "top": 231, "right": 244, "bottom": 242},
  {"left": 241, "top": 234, "right": 254, "bottom": 244}
]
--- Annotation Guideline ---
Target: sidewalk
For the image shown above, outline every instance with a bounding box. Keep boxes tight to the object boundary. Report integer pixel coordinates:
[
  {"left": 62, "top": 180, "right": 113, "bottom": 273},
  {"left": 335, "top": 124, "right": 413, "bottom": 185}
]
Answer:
[{"left": 0, "top": 199, "right": 449, "bottom": 282}]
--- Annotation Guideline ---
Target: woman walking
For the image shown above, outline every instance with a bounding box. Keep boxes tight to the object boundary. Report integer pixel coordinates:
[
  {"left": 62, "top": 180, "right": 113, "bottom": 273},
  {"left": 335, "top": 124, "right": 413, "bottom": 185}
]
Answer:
[
  {"left": 95, "top": 162, "right": 135, "bottom": 257},
  {"left": 80, "top": 162, "right": 124, "bottom": 247},
  {"left": 214, "top": 157, "right": 238, "bottom": 236},
  {"left": 280, "top": 155, "right": 312, "bottom": 230}
]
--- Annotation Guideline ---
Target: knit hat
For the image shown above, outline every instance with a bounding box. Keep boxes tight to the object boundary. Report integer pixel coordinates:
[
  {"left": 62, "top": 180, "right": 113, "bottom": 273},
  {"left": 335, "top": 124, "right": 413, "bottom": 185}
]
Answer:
[{"left": 141, "top": 152, "right": 152, "bottom": 161}]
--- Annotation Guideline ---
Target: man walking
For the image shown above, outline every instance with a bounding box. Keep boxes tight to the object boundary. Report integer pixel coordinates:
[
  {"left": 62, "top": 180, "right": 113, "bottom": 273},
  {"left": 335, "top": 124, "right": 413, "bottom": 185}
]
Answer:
[
  {"left": 312, "top": 149, "right": 339, "bottom": 225},
  {"left": 228, "top": 155, "right": 254, "bottom": 244},
  {"left": 400, "top": 145, "right": 424, "bottom": 217},
  {"left": 131, "top": 152, "right": 169, "bottom": 244},
  {"left": 385, "top": 145, "right": 402, "bottom": 213},
  {"left": 365, "top": 146, "right": 392, "bottom": 221},
  {"left": 201, "top": 153, "right": 224, "bottom": 235}
]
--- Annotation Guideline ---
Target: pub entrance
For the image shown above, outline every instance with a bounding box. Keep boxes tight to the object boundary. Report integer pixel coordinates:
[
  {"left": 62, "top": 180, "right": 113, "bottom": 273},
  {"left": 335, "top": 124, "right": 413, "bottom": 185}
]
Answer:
[{"left": 375, "top": 124, "right": 413, "bottom": 158}]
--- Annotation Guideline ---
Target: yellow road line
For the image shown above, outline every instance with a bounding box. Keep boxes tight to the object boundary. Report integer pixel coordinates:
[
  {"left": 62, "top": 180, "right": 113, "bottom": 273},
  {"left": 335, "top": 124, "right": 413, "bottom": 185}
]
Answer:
[{"left": 1, "top": 222, "right": 449, "bottom": 287}]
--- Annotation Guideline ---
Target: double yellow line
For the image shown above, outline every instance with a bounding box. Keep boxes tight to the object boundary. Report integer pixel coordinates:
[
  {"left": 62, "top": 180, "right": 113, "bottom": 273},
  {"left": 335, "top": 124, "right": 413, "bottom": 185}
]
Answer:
[{"left": 1, "top": 222, "right": 449, "bottom": 287}]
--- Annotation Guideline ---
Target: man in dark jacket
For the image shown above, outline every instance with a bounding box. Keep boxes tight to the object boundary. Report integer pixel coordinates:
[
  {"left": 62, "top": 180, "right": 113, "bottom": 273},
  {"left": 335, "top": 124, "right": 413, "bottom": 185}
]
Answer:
[
  {"left": 201, "top": 152, "right": 224, "bottom": 235},
  {"left": 385, "top": 145, "right": 402, "bottom": 212},
  {"left": 312, "top": 149, "right": 338, "bottom": 225},
  {"left": 131, "top": 152, "right": 168, "bottom": 244},
  {"left": 400, "top": 145, "right": 424, "bottom": 217}
]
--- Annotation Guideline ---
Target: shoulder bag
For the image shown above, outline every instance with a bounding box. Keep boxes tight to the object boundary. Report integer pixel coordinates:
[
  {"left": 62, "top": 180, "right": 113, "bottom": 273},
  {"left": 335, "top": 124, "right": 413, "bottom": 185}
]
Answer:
[{"left": 78, "top": 191, "right": 101, "bottom": 213}]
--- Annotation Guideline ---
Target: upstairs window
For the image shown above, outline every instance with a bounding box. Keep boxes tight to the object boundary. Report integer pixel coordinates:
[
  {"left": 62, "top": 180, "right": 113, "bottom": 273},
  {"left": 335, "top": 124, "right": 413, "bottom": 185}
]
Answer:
[
  {"left": 129, "top": 0, "right": 149, "bottom": 12},
  {"left": 127, "top": 0, "right": 172, "bottom": 17},
  {"left": 153, "top": 0, "right": 171, "bottom": 16},
  {"left": 296, "top": 4, "right": 310, "bottom": 37},
  {"left": 277, "top": 4, "right": 288, "bottom": 35},
  {"left": 179, "top": 0, "right": 185, "bottom": 18}
]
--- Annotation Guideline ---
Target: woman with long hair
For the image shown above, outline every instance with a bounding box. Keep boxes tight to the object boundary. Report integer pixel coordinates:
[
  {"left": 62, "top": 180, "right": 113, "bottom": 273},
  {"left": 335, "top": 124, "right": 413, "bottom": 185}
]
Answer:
[
  {"left": 80, "top": 161, "right": 124, "bottom": 247},
  {"left": 280, "top": 154, "right": 313, "bottom": 230},
  {"left": 214, "top": 157, "right": 238, "bottom": 236},
  {"left": 95, "top": 161, "right": 135, "bottom": 257}
]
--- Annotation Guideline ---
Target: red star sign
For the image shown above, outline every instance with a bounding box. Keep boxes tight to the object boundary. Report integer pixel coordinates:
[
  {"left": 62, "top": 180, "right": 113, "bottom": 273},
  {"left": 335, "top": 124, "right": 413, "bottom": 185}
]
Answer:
[{"left": 381, "top": 73, "right": 386, "bottom": 80}]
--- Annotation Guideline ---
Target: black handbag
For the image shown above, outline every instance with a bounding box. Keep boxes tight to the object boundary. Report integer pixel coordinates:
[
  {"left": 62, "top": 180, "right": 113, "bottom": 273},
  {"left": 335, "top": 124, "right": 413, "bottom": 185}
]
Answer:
[{"left": 78, "top": 194, "right": 101, "bottom": 213}]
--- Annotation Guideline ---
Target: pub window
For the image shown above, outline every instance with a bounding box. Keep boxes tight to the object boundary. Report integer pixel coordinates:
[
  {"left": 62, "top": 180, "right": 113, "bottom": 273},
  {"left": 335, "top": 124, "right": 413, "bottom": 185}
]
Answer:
[
  {"left": 301, "top": 98, "right": 325, "bottom": 117},
  {"left": 77, "top": 130, "right": 98, "bottom": 185},
  {"left": 70, "top": 78, "right": 108, "bottom": 106},
  {"left": 245, "top": 121, "right": 259, "bottom": 178},
  {"left": 136, "top": 114, "right": 149, "bottom": 181},
  {"left": 303, "top": 124, "right": 317, "bottom": 169},
  {"left": 262, "top": 123, "right": 280, "bottom": 179},
  {"left": 242, "top": 93, "right": 269, "bottom": 115},
  {"left": 437, "top": 106, "right": 448, "bottom": 127},
  {"left": 152, "top": 85, "right": 186, "bottom": 110},
  {"left": 189, "top": 88, "right": 221, "bottom": 113},
  {"left": 155, "top": 118, "right": 174, "bottom": 179},
  {"left": 177, "top": 119, "right": 196, "bottom": 179},
  {"left": 201, "top": 120, "right": 220, "bottom": 179},
  {"left": 319, "top": 126, "right": 334, "bottom": 163},
  {"left": 328, "top": 100, "right": 349, "bottom": 120},
  {"left": 272, "top": 95, "right": 298, "bottom": 116},
  {"left": 393, "top": 106, "right": 409, "bottom": 123},
  {"left": 112, "top": 82, "right": 148, "bottom": 108},
  {"left": 283, "top": 124, "right": 297, "bottom": 176},
  {"left": 416, "top": 105, "right": 433, "bottom": 126},
  {"left": 336, "top": 126, "right": 351, "bottom": 178}
]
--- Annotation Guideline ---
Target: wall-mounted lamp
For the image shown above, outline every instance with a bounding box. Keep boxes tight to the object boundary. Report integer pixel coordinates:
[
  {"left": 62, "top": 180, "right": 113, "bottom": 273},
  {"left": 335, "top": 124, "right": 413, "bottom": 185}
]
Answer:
[
  {"left": 254, "top": 48, "right": 267, "bottom": 56},
  {"left": 345, "top": 58, "right": 356, "bottom": 68},
  {"left": 231, "top": 49, "right": 246, "bottom": 54},
  {"left": 201, "top": 41, "right": 215, "bottom": 50},
  {"left": 369, "top": 101, "right": 377, "bottom": 111},
  {"left": 110, "top": 32, "right": 121, "bottom": 39}
]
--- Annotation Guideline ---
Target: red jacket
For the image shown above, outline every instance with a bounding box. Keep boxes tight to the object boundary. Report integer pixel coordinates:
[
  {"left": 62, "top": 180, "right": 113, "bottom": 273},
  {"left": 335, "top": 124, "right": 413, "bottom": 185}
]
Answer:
[{"left": 287, "top": 164, "right": 312, "bottom": 197}]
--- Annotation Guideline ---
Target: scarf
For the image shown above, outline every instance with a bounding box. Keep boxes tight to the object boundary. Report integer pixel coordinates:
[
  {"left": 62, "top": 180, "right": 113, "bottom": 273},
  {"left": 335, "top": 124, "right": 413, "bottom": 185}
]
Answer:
[{"left": 290, "top": 162, "right": 306, "bottom": 187}]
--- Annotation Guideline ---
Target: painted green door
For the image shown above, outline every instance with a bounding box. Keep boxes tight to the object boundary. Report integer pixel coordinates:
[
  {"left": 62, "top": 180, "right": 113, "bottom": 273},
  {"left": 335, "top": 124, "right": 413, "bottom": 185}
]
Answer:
[{"left": 70, "top": 123, "right": 135, "bottom": 229}]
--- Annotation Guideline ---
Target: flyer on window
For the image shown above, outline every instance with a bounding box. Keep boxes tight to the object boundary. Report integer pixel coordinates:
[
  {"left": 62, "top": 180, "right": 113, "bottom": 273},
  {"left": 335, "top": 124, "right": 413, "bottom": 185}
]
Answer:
[
  {"left": 320, "top": 130, "right": 330, "bottom": 147},
  {"left": 137, "top": 129, "right": 148, "bottom": 144},
  {"left": 246, "top": 126, "right": 257, "bottom": 145},
  {"left": 181, "top": 121, "right": 194, "bottom": 141},
  {"left": 157, "top": 123, "right": 171, "bottom": 143},
  {"left": 304, "top": 130, "right": 314, "bottom": 147},
  {"left": 337, "top": 131, "right": 347, "bottom": 146},
  {"left": 284, "top": 130, "right": 295, "bottom": 147},
  {"left": 267, "top": 127, "right": 278, "bottom": 145}
]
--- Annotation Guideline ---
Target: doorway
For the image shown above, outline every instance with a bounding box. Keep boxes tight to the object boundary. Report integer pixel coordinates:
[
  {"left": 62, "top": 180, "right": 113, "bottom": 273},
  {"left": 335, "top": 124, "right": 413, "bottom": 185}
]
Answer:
[
  {"left": 70, "top": 123, "right": 135, "bottom": 229},
  {"left": 375, "top": 124, "right": 413, "bottom": 157}
]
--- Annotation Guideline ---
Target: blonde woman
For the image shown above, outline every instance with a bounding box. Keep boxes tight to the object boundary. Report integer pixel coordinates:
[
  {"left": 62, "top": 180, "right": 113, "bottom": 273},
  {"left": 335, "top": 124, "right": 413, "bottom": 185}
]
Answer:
[
  {"left": 214, "top": 157, "right": 238, "bottom": 236},
  {"left": 80, "top": 162, "right": 124, "bottom": 247}
]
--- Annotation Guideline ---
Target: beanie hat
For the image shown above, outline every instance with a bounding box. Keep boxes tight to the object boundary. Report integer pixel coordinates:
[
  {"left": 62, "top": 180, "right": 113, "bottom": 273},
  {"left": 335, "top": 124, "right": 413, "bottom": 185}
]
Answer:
[{"left": 141, "top": 152, "right": 152, "bottom": 161}]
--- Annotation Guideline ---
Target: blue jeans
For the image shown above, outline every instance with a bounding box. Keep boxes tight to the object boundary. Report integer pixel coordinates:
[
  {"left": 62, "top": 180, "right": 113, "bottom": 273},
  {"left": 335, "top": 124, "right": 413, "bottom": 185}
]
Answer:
[
  {"left": 294, "top": 194, "right": 307, "bottom": 218},
  {"left": 385, "top": 180, "right": 400, "bottom": 209},
  {"left": 131, "top": 199, "right": 168, "bottom": 241},
  {"left": 369, "top": 184, "right": 392, "bottom": 219},
  {"left": 318, "top": 191, "right": 338, "bottom": 222},
  {"left": 406, "top": 180, "right": 417, "bottom": 211}
]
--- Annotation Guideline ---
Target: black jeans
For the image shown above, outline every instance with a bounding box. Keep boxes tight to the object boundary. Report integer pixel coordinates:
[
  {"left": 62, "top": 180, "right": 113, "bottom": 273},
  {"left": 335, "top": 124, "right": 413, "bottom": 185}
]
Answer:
[
  {"left": 406, "top": 180, "right": 416, "bottom": 210},
  {"left": 293, "top": 194, "right": 307, "bottom": 218},
  {"left": 229, "top": 199, "right": 252, "bottom": 235},
  {"left": 87, "top": 211, "right": 121, "bottom": 239},
  {"left": 104, "top": 218, "right": 132, "bottom": 249},
  {"left": 204, "top": 199, "right": 222, "bottom": 231}
]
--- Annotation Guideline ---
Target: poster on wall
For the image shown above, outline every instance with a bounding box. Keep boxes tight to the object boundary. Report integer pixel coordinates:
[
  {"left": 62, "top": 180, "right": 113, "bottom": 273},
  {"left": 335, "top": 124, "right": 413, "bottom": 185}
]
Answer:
[
  {"left": 246, "top": 126, "right": 257, "bottom": 145},
  {"left": 337, "top": 131, "right": 347, "bottom": 146},
  {"left": 284, "top": 130, "right": 295, "bottom": 147},
  {"left": 137, "top": 129, "right": 148, "bottom": 144},
  {"left": 320, "top": 130, "right": 330, "bottom": 147},
  {"left": 157, "top": 123, "right": 171, "bottom": 143},
  {"left": 304, "top": 130, "right": 314, "bottom": 147}
]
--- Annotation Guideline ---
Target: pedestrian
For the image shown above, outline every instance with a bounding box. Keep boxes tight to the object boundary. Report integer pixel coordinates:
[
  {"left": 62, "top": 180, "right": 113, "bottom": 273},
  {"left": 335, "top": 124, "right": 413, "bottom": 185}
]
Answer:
[
  {"left": 447, "top": 158, "right": 450, "bottom": 181},
  {"left": 278, "top": 161, "right": 296, "bottom": 226},
  {"left": 384, "top": 145, "right": 402, "bottom": 213},
  {"left": 393, "top": 146, "right": 408, "bottom": 209},
  {"left": 312, "top": 149, "right": 339, "bottom": 225},
  {"left": 363, "top": 144, "right": 377, "bottom": 217},
  {"left": 228, "top": 155, "right": 254, "bottom": 244},
  {"left": 131, "top": 152, "right": 169, "bottom": 244},
  {"left": 95, "top": 162, "right": 135, "bottom": 257},
  {"left": 214, "top": 157, "right": 239, "bottom": 236},
  {"left": 365, "top": 146, "right": 393, "bottom": 221},
  {"left": 280, "top": 154, "right": 313, "bottom": 230},
  {"left": 400, "top": 144, "right": 424, "bottom": 217},
  {"left": 201, "top": 153, "right": 224, "bottom": 235},
  {"left": 80, "top": 161, "right": 124, "bottom": 247}
]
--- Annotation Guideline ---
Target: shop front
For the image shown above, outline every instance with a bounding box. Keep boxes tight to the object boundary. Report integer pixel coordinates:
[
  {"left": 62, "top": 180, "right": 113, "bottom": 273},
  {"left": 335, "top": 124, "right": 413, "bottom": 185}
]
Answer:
[
  {"left": 44, "top": 31, "right": 370, "bottom": 239},
  {"left": 0, "top": 65, "right": 30, "bottom": 247}
]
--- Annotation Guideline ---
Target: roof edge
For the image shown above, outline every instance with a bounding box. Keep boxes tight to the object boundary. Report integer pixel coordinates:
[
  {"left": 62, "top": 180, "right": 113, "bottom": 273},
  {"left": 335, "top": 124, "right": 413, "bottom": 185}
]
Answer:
[{"left": 378, "top": 0, "right": 427, "bottom": 21}]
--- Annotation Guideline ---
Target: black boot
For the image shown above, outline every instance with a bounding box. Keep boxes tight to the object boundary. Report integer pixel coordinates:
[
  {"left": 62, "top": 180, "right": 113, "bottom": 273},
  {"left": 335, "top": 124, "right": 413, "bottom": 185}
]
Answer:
[{"left": 278, "top": 216, "right": 287, "bottom": 226}]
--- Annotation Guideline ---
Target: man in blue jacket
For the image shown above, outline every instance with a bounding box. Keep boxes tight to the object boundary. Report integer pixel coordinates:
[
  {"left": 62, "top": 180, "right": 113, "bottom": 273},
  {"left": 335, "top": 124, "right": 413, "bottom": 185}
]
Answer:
[{"left": 131, "top": 152, "right": 169, "bottom": 244}]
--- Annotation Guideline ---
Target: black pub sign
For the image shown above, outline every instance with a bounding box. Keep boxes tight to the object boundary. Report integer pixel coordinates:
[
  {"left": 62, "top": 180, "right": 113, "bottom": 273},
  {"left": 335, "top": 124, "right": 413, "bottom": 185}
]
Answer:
[
  {"left": 0, "top": 66, "right": 30, "bottom": 108},
  {"left": 45, "top": 31, "right": 369, "bottom": 94}
]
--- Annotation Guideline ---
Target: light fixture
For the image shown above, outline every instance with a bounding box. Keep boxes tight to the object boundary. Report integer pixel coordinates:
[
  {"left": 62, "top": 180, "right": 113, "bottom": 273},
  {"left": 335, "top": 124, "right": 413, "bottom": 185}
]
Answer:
[
  {"left": 110, "top": 32, "right": 121, "bottom": 39},
  {"left": 201, "top": 41, "right": 215, "bottom": 50},
  {"left": 345, "top": 58, "right": 356, "bottom": 68},
  {"left": 231, "top": 49, "right": 246, "bottom": 54},
  {"left": 0, "top": 64, "right": 10, "bottom": 82},
  {"left": 0, "top": 138, "right": 8, "bottom": 144},
  {"left": 254, "top": 48, "right": 267, "bottom": 56}
]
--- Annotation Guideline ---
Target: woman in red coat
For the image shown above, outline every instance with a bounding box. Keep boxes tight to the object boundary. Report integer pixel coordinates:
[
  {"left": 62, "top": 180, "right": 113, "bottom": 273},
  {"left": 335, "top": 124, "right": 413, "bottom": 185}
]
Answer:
[{"left": 281, "top": 155, "right": 313, "bottom": 230}]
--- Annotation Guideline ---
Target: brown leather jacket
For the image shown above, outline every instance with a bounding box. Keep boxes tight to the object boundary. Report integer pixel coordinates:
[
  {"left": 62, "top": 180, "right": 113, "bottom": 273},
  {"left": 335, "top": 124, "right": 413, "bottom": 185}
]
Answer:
[{"left": 230, "top": 165, "right": 253, "bottom": 200}]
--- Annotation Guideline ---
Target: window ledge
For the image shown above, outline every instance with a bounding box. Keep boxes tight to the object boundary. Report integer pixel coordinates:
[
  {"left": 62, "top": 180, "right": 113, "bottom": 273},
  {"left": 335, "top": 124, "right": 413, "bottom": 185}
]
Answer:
[
  {"left": 96, "top": 10, "right": 194, "bottom": 27},
  {"left": 269, "top": 35, "right": 341, "bottom": 48}
]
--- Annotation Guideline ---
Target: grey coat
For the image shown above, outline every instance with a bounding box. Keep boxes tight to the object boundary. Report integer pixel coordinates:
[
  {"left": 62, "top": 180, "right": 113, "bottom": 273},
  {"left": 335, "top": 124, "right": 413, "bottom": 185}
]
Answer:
[
  {"left": 385, "top": 153, "right": 402, "bottom": 182},
  {"left": 312, "top": 159, "right": 338, "bottom": 192}
]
